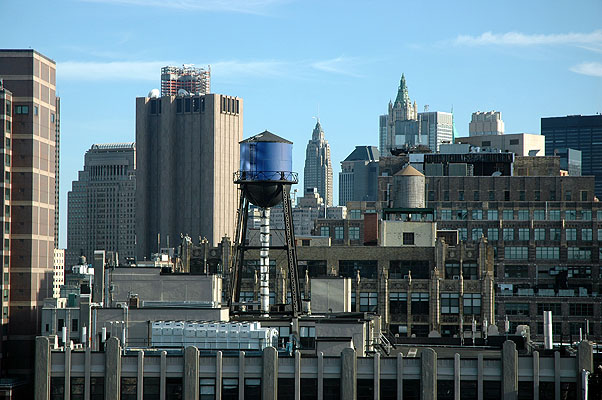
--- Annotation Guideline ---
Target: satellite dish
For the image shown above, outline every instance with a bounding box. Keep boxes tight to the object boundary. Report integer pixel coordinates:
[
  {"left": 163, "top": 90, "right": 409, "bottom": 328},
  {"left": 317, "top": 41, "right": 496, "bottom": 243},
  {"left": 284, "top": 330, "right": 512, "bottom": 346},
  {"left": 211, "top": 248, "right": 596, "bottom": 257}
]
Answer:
[
  {"left": 177, "top": 89, "right": 189, "bottom": 96},
  {"left": 492, "top": 171, "right": 502, "bottom": 177},
  {"left": 148, "top": 88, "right": 160, "bottom": 98}
]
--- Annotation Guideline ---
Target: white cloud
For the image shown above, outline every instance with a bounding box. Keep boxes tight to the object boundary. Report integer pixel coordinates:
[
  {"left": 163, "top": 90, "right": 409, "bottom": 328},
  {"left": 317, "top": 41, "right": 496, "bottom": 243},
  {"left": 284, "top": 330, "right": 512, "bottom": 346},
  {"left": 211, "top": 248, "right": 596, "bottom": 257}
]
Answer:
[
  {"left": 454, "top": 30, "right": 602, "bottom": 47},
  {"left": 78, "top": 0, "right": 289, "bottom": 14},
  {"left": 570, "top": 62, "right": 602, "bottom": 78},
  {"left": 311, "top": 56, "right": 362, "bottom": 77}
]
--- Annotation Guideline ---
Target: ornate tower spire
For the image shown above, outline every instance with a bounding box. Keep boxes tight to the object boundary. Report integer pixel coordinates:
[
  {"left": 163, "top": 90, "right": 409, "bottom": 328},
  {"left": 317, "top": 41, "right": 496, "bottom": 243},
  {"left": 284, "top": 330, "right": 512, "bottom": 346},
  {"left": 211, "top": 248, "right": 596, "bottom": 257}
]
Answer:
[
  {"left": 395, "top": 73, "right": 410, "bottom": 106},
  {"left": 312, "top": 119, "right": 324, "bottom": 141}
]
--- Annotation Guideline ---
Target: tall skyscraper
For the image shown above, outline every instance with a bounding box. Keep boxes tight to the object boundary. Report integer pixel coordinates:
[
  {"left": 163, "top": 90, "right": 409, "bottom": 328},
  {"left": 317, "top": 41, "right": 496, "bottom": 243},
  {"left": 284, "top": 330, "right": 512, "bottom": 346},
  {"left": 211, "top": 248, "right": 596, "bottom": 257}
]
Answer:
[
  {"left": 379, "top": 74, "right": 418, "bottom": 156},
  {"left": 542, "top": 115, "right": 602, "bottom": 197},
  {"left": 136, "top": 91, "right": 242, "bottom": 259},
  {"left": 303, "top": 119, "right": 333, "bottom": 206},
  {"left": 161, "top": 65, "right": 210, "bottom": 96},
  {"left": 339, "top": 146, "right": 379, "bottom": 205},
  {"left": 420, "top": 111, "right": 453, "bottom": 152},
  {"left": 67, "top": 143, "right": 136, "bottom": 267},
  {"left": 469, "top": 111, "right": 504, "bottom": 136},
  {"left": 0, "top": 49, "right": 59, "bottom": 378}
]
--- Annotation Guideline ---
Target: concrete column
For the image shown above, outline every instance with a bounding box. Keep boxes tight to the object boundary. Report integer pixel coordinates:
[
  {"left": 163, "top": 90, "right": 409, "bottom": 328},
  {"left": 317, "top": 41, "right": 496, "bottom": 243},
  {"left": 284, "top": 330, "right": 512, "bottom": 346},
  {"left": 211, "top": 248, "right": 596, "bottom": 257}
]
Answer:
[
  {"left": 554, "top": 351, "right": 560, "bottom": 400},
  {"left": 532, "top": 351, "right": 539, "bottom": 400},
  {"left": 160, "top": 351, "right": 167, "bottom": 400},
  {"left": 105, "top": 337, "right": 121, "bottom": 400},
  {"left": 577, "top": 341, "right": 593, "bottom": 398},
  {"left": 236, "top": 351, "right": 243, "bottom": 400},
  {"left": 216, "top": 351, "right": 223, "bottom": 400},
  {"left": 502, "top": 340, "right": 518, "bottom": 400},
  {"left": 262, "top": 346, "right": 278, "bottom": 400},
  {"left": 317, "top": 352, "right": 324, "bottom": 400},
  {"left": 373, "top": 352, "right": 380, "bottom": 400},
  {"left": 184, "top": 346, "right": 199, "bottom": 400},
  {"left": 35, "top": 337, "right": 51, "bottom": 400},
  {"left": 341, "top": 347, "right": 357, "bottom": 400},
  {"left": 477, "top": 353, "right": 483, "bottom": 400},
  {"left": 295, "top": 351, "right": 301, "bottom": 400},
  {"left": 137, "top": 351, "right": 144, "bottom": 400},
  {"left": 85, "top": 347, "right": 91, "bottom": 400},
  {"left": 420, "top": 348, "right": 436, "bottom": 400},
  {"left": 454, "top": 353, "right": 460, "bottom": 400},
  {"left": 396, "top": 353, "right": 403, "bottom": 400},
  {"left": 65, "top": 345, "right": 71, "bottom": 400}
]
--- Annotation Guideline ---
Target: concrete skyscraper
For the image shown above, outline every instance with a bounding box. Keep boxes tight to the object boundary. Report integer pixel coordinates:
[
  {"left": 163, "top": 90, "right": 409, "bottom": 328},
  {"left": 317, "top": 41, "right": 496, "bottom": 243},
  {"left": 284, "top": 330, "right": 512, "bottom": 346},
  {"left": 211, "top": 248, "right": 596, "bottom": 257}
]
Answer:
[
  {"left": 469, "top": 111, "right": 505, "bottom": 136},
  {"left": 136, "top": 91, "right": 242, "bottom": 259},
  {"left": 303, "top": 119, "right": 333, "bottom": 206},
  {"left": 339, "top": 146, "right": 379, "bottom": 205},
  {"left": 67, "top": 143, "right": 136, "bottom": 267},
  {"left": 0, "top": 49, "right": 59, "bottom": 380}
]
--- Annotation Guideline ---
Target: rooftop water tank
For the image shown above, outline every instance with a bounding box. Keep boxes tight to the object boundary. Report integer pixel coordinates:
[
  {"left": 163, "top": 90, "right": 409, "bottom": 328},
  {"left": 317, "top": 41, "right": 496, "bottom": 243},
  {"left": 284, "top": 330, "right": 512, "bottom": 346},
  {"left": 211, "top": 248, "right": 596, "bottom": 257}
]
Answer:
[
  {"left": 392, "top": 165, "right": 425, "bottom": 208},
  {"left": 238, "top": 131, "right": 296, "bottom": 208}
]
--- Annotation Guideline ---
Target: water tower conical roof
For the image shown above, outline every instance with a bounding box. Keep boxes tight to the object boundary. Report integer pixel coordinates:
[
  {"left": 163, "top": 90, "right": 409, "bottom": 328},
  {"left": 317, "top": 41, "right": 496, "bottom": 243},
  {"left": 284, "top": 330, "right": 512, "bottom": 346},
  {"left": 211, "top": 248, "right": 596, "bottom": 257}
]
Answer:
[{"left": 241, "top": 130, "right": 293, "bottom": 144}]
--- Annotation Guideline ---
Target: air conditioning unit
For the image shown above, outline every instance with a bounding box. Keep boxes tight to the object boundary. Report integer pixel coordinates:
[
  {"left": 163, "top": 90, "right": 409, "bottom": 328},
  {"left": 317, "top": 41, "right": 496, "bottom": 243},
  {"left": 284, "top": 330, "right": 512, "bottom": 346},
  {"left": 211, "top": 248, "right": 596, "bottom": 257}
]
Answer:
[{"left": 453, "top": 275, "right": 460, "bottom": 280}]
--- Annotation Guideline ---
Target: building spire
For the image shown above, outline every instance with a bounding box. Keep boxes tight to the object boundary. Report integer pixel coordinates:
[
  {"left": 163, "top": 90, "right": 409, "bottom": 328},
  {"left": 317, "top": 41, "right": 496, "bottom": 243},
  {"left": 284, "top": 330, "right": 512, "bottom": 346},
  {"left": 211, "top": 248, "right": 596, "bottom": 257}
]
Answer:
[
  {"left": 312, "top": 117, "right": 324, "bottom": 141},
  {"left": 395, "top": 73, "right": 410, "bottom": 106}
]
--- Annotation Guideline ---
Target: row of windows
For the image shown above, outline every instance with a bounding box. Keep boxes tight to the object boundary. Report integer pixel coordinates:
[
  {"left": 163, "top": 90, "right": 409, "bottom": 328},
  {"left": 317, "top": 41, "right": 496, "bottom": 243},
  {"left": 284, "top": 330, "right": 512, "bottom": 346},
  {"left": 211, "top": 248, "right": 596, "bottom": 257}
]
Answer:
[
  {"left": 431, "top": 189, "right": 588, "bottom": 202},
  {"left": 439, "top": 208, "right": 597, "bottom": 221},
  {"left": 319, "top": 226, "right": 360, "bottom": 240},
  {"left": 506, "top": 303, "right": 594, "bottom": 317}
]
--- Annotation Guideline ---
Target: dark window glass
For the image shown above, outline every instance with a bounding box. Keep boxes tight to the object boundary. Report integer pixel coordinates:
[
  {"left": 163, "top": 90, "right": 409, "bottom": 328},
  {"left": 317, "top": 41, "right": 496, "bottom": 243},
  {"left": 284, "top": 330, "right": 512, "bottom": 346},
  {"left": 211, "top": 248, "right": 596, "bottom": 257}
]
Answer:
[
  {"left": 278, "top": 378, "right": 294, "bottom": 400},
  {"left": 473, "top": 191, "right": 480, "bottom": 201},
  {"left": 144, "top": 377, "right": 160, "bottom": 400},
  {"left": 200, "top": 378, "right": 215, "bottom": 400},
  {"left": 483, "top": 381, "right": 501, "bottom": 400},
  {"left": 193, "top": 98, "right": 200, "bottom": 112},
  {"left": 403, "top": 379, "right": 420, "bottom": 400},
  {"left": 222, "top": 378, "right": 238, "bottom": 400},
  {"left": 460, "top": 381, "right": 477, "bottom": 400},
  {"left": 339, "top": 260, "right": 377, "bottom": 279},
  {"left": 403, "top": 232, "right": 414, "bottom": 245},
  {"left": 71, "top": 377, "right": 85, "bottom": 400},
  {"left": 504, "top": 191, "right": 510, "bottom": 201},
  {"left": 357, "top": 379, "right": 374, "bottom": 400},
  {"left": 380, "top": 379, "right": 396, "bottom": 400},
  {"left": 244, "top": 378, "right": 261, "bottom": 399},
  {"left": 185, "top": 98, "right": 191, "bottom": 112},
  {"left": 323, "top": 379, "right": 340, "bottom": 400},
  {"left": 90, "top": 377, "right": 104, "bottom": 400},
  {"left": 176, "top": 99, "right": 182, "bottom": 113},
  {"left": 437, "top": 380, "right": 454, "bottom": 400},
  {"left": 489, "top": 191, "right": 495, "bottom": 201},
  {"left": 50, "top": 377, "right": 64, "bottom": 400},
  {"left": 121, "top": 377, "right": 137, "bottom": 400},
  {"left": 150, "top": 100, "right": 157, "bottom": 114},
  {"left": 166, "top": 377, "right": 182, "bottom": 400}
]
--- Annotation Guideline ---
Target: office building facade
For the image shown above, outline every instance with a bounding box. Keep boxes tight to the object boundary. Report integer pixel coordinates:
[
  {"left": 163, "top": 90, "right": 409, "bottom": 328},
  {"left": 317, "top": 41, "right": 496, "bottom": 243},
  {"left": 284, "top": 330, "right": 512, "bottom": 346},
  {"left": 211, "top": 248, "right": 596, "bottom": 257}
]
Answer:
[
  {"left": 67, "top": 143, "right": 136, "bottom": 267},
  {"left": 469, "top": 111, "right": 504, "bottom": 136},
  {"left": 303, "top": 120, "right": 333, "bottom": 206},
  {"left": 339, "top": 146, "right": 379, "bottom": 206},
  {"left": 542, "top": 115, "right": 602, "bottom": 196},
  {"left": 0, "top": 49, "right": 59, "bottom": 377},
  {"left": 136, "top": 93, "right": 242, "bottom": 259}
]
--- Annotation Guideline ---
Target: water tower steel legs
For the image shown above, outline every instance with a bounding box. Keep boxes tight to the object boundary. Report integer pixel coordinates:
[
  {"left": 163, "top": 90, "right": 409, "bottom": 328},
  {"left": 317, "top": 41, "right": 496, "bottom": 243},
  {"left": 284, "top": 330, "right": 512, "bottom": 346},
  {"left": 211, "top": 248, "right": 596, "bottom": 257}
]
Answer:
[
  {"left": 282, "top": 186, "right": 302, "bottom": 316},
  {"left": 229, "top": 194, "right": 249, "bottom": 308},
  {"left": 260, "top": 208, "right": 271, "bottom": 315}
]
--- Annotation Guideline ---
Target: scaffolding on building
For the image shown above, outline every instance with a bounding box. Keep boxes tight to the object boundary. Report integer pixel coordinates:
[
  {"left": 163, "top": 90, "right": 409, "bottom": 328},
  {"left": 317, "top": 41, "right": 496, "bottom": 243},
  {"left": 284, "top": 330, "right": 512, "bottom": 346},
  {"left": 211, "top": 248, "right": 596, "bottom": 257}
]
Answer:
[{"left": 161, "top": 64, "right": 211, "bottom": 96}]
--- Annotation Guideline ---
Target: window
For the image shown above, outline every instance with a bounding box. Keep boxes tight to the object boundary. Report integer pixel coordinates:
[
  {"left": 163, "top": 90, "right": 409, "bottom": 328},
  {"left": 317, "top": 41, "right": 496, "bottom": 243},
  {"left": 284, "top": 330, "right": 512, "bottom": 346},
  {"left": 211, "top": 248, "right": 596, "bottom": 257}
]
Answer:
[
  {"left": 300, "top": 326, "right": 316, "bottom": 348},
  {"left": 565, "top": 190, "right": 572, "bottom": 201},
  {"left": 550, "top": 190, "right": 556, "bottom": 201},
  {"left": 504, "top": 265, "right": 528, "bottom": 278},
  {"left": 14, "top": 105, "right": 29, "bottom": 114},
  {"left": 472, "top": 210, "right": 482, "bottom": 220},
  {"left": 184, "top": 98, "right": 191, "bottom": 112},
  {"left": 457, "top": 190, "right": 464, "bottom": 201},
  {"left": 504, "top": 191, "right": 510, "bottom": 201},
  {"left": 537, "top": 303, "right": 562, "bottom": 315},
  {"left": 441, "top": 293, "right": 459, "bottom": 314},
  {"left": 319, "top": 226, "right": 329, "bottom": 237},
  {"left": 121, "top": 377, "right": 137, "bottom": 400},
  {"left": 505, "top": 303, "right": 529, "bottom": 316},
  {"left": 403, "top": 232, "right": 414, "bottom": 245},
  {"left": 5, "top": 120, "right": 10, "bottom": 132},
  {"left": 200, "top": 378, "right": 215, "bottom": 400},
  {"left": 5, "top": 100, "right": 11, "bottom": 116},
  {"left": 567, "top": 247, "right": 591, "bottom": 260},
  {"left": 569, "top": 304, "right": 593, "bottom": 316},
  {"left": 223, "top": 378, "right": 238, "bottom": 399},
  {"left": 517, "top": 210, "right": 529, "bottom": 220},
  {"left": 458, "top": 228, "right": 467, "bottom": 241},
  {"left": 428, "top": 190, "right": 435, "bottom": 201},
  {"left": 509, "top": 139, "right": 519, "bottom": 145},
  {"left": 445, "top": 262, "right": 460, "bottom": 279},
  {"left": 176, "top": 98, "right": 182, "bottom": 112},
  {"left": 487, "top": 228, "right": 499, "bottom": 241},
  {"left": 581, "top": 191, "right": 588, "bottom": 201},
  {"left": 565, "top": 210, "right": 576, "bottom": 220},
  {"left": 533, "top": 209, "right": 545, "bottom": 220},
  {"left": 443, "top": 191, "right": 449, "bottom": 201},
  {"left": 71, "top": 318, "right": 78, "bottom": 332},
  {"left": 518, "top": 228, "right": 529, "bottom": 241},
  {"left": 549, "top": 210, "right": 561, "bottom": 221},
  {"left": 503, "top": 228, "right": 514, "bottom": 241},
  {"left": 482, "top": 141, "right": 491, "bottom": 147},
  {"left": 349, "top": 226, "right": 360, "bottom": 240},
  {"left": 502, "top": 210, "right": 513, "bottom": 220},
  {"left": 535, "top": 191, "right": 541, "bottom": 201},
  {"left": 411, "top": 292, "right": 429, "bottom": 314},
  {"left": 505, "top": 247, "right": 528, "bottom": 260},
  {"left": 566, "top": 229, "right": 577, "bottom": 241},
  {"left": 193, "top": 98, "right": 200, "bottom": 112},
  {"left": 471, "top": 228, "right": 483, "bottom": 241},
  {"left": 51, "top": 113, "right": 55, "bottom": 123},
  {"left": 359, "top": 292, "right": 378, "bottom": 312},
  {"left": 349, "top": 209, "right": 361, "bottom": 219},
  {"left": 550, "top": 228, "right": 561, "bottom": 241},
  {"left": 582, "top": 229, "right": 593, "bottom": 241},
  {"left": 389, "top": 292, "right": 407, "bottom": 315},
  {"left": 455, "top": 209, "right": 468, "bottom": 220},
  {"left": 581, "top": 210, "right": 592, "bottom": 221},
  {"left": 473, "top": 191, "right": 480, "bottom": 201},
  {"left": 463, "top": 294, "right": 481, "bottom": 315},
  {"left": 536, "top": 247, "right": 559, "bottom": 260},
  {"left": 463, "top": 263, "right": 478, "bottom": 280},
  {"left": 334, "top": 226, "right": 344, "bottom": 240},
  {"left": 440, "top": 209, "right": 452, "bottom": 220},
  {"left": 519, "top": 191, "right": 526, "bottom": 201},
  {"left": 534, "top": 228, "right": 546, "bottom": 241},
  {"left": 339, "top": 260, "right": 377, "bottom": 279},
  {"left": 488, "top": 191, "right": 495, "bottom": 201},
  {"left": 487, "top": 210, "right": 498, "bottom": 220}
]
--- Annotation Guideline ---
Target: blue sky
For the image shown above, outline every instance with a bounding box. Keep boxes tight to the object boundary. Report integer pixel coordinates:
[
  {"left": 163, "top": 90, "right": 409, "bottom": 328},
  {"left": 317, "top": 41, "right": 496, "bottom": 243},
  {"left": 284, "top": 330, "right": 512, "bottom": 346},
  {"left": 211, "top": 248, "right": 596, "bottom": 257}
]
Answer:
[{"left": 1, "top": 0, "right": 601, "bottom": 248}]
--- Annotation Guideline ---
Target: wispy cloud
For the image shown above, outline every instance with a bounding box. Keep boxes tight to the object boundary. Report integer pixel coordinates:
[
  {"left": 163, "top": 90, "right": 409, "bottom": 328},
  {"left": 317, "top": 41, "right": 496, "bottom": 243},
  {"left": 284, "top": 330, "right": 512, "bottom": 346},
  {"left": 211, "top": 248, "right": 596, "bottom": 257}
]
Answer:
[
  {"left": 78, "top": 0, "right": 290, "bottom": 14},
  {"left": 58, "top": 57, "right": 365, "bottom": 81},
  {"left": 453, "top": 30, "right": 602, "bottom": 47},
  {"left": 570, "top": 62, "right": 602, "bottom": 78},
  {"left": 311, "top": 56, "right": 362, "bottom": 77}
]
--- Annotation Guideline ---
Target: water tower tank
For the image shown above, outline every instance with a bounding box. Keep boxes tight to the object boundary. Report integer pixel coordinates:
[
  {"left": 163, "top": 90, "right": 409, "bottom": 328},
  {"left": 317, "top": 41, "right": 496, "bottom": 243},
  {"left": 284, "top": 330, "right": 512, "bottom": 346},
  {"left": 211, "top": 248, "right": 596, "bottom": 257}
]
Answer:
[
  {"left": 238, "top": 131, "right": 296, "bottom": 208},
  {"left": 393, "top": 165, "right": 425, "bottom": 208}
]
